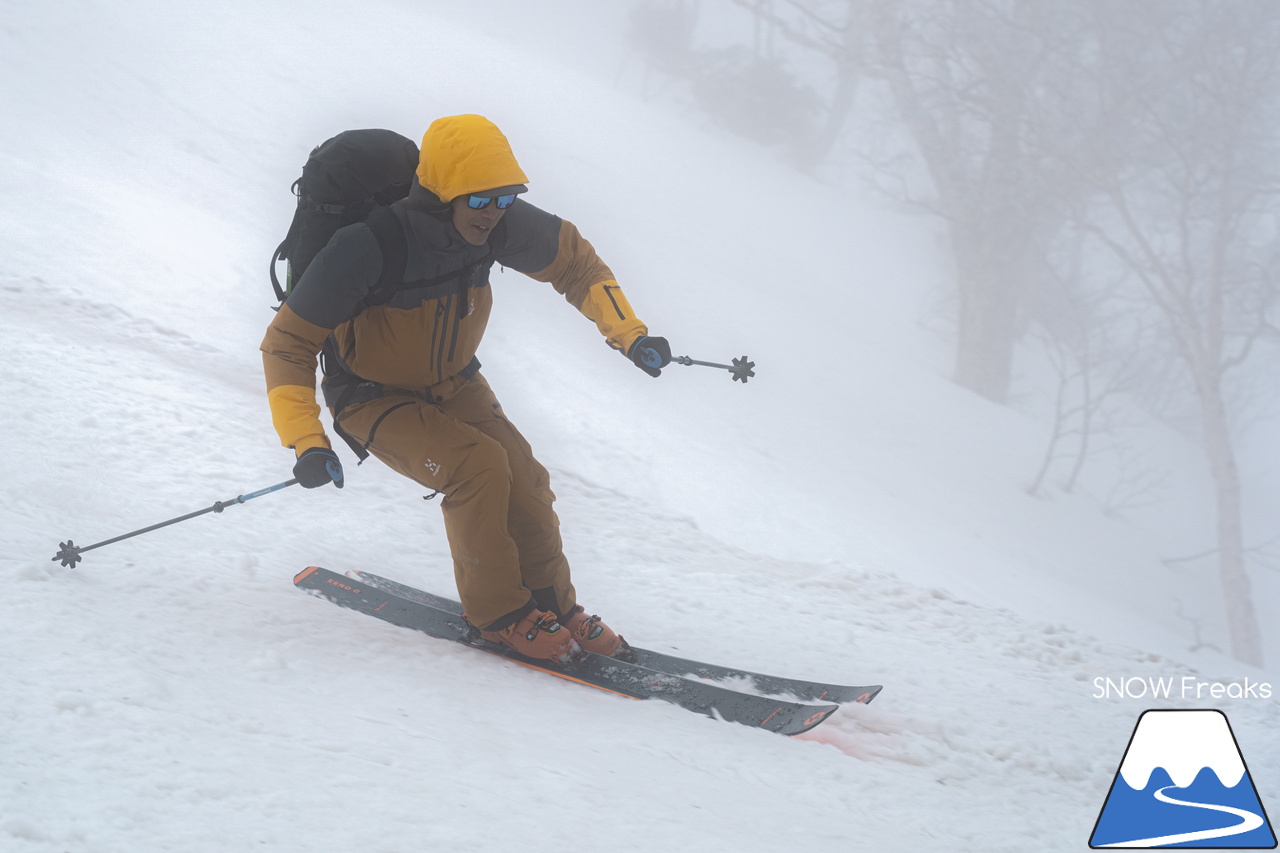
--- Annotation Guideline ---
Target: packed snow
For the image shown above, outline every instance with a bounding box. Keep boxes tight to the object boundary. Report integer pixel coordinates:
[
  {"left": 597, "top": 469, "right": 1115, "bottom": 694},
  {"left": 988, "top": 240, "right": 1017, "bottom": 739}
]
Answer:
[{"left": 2, "top": 2, "right": 1277, "bottom": 851}]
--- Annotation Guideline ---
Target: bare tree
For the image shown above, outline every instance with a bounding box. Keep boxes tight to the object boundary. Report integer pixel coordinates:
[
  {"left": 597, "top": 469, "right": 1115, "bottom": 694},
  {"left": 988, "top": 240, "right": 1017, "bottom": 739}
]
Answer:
[
  {"left": 709, "top": 0, "right": 1085, "bottom": 403},
  {"left": 858, "top": 0, "right": 1098, "bottom": 403},
  {"left": 1071, "top": 0, "right": 1280, "bottom": 665},
  {"left": 1025, "top": 272, "right": 1151, "bottom": 500},
  {"left": 709, "top": 0, "right": 1094, "bottom": 403},
  {"left": 723, "top": 0, "right": 872, "bottom": 167},
  {"left": 635, "top": 0, "right": 1105, "bottom": 405},
  {"left": 619, "top": 1, "right": 700, "bottom": 100}
]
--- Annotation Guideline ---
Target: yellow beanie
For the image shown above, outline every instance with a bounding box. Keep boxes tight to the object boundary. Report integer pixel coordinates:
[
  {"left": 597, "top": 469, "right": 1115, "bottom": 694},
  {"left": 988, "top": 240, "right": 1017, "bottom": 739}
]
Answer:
[{"left": 417, "top": 115, "right": 529, "bottom": 203}]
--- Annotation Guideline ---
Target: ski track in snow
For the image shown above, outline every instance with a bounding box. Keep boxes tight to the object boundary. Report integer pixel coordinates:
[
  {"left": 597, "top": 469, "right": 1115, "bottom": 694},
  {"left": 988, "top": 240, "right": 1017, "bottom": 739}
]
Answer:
[{"left": 4, "top": 1, "right": 1279, "bottom": 851}]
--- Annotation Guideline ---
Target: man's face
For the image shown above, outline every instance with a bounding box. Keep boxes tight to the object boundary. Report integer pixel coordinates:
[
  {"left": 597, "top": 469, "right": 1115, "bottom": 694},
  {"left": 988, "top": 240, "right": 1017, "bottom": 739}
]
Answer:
[{"left": 450, "top": 194, "right": 507, "bottom": 245}]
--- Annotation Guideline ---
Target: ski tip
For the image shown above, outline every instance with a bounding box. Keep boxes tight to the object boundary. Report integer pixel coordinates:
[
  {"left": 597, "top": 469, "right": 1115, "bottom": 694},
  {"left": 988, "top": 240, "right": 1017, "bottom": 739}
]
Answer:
[
  {"left": 293, "top": 565, "right": 323, "bottom": 585},
  {"left": 775, "top": 703, "right": 841, "bottom": 736}
]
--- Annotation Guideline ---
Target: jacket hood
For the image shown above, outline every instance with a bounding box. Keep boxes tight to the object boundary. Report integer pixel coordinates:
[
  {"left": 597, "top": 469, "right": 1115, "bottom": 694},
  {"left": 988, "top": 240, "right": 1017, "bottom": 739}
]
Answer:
[{"left": 416, "top": 115, "right": 530, "bottom": 204}]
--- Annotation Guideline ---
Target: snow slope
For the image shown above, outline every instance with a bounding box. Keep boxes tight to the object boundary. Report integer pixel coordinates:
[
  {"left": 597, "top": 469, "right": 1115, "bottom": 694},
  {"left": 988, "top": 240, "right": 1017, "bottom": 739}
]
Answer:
[{"left": 2, "top": 2, "right": 1277, "bottom": 851}]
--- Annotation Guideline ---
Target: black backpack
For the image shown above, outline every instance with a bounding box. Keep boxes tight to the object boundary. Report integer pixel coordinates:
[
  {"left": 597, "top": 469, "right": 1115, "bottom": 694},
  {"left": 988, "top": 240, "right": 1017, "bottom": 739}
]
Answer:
[
  {"left": 271, "top": 128, "right": 496, "bottom": 463},
  {"left": 269, "top": 128, "right": 419, "bottom": 305}
]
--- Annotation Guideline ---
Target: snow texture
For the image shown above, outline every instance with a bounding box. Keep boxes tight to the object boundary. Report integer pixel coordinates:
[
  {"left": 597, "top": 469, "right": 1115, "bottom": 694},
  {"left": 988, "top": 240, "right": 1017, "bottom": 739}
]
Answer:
[{"left": 1, "top": 1, "right": 1277, "bottom": 851}]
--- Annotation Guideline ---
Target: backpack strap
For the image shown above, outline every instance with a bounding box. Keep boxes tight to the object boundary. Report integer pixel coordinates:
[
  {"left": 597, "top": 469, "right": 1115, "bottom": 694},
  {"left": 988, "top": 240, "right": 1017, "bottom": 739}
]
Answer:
[
  {"left": 360, "top": 204, "right": 493, "bottom": 311},
  {"left": 319, "top": 338, "right": 384, "bottom": 464},
  {"left": 362, "top": 204, "right": 409, "bottom": 305},
  {"left": 269, "top": 186, "right": 307, "bottom": 305},
  {"left": 269, "top": 237, "right": 290, "bottom": 305}
]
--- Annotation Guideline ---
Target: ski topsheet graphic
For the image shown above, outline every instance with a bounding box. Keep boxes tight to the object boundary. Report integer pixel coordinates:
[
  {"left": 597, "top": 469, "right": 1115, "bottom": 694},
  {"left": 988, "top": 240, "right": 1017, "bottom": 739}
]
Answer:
[{"left": 1090, "top": 709, "right": 1277, "bottom": 849}]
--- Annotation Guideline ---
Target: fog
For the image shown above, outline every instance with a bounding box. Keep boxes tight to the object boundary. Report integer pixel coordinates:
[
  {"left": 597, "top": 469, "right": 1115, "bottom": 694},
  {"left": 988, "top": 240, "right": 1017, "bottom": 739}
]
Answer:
[
  {"left": 3, "top": 1, "right": 1279, "bottom": 849},
  {"left": 428, "top": 0, "right": 1280, "bottom": 665}
]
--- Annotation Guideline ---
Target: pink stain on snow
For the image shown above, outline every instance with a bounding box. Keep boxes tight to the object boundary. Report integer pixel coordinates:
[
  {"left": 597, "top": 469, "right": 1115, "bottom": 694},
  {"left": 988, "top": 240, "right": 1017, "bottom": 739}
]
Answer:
[{"left": 796, "top": 725, "right": 875, "bottom": 759}]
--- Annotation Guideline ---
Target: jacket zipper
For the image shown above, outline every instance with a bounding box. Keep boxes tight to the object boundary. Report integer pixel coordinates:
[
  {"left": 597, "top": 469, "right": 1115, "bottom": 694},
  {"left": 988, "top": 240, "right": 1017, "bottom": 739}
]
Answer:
[
  {"left": 603, "top": 284, "right": 627, "bottom": 320},
  {"left": 447, "top": 286, "right": 465, "bottom": 363}
]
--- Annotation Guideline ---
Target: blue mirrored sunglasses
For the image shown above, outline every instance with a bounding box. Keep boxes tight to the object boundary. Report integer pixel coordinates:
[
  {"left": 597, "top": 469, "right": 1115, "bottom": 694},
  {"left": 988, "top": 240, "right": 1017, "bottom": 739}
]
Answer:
[{"left": 467, "top": 194, "right": 517, "bottom": 210}]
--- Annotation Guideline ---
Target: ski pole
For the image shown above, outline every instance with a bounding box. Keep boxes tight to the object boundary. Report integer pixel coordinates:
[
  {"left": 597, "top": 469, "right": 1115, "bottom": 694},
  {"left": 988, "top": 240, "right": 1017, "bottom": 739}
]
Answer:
[
  {"left": 672, "top": 354, "right": 757, "bottom": 383},
  {"left": 52, "top": 478, "right": 301, "bottom": 568}
]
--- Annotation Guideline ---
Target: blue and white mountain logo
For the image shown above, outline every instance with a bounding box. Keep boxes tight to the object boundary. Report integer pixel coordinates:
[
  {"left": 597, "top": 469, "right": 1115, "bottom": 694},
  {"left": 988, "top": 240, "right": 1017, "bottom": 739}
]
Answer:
[{"left": 1090, "top": 709, "right": 1276, "bottom": 848}]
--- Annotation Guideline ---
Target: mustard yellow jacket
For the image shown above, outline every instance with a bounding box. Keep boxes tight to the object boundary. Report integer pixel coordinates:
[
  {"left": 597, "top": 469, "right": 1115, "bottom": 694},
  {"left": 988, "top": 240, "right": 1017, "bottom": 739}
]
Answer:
[{"left": 261, "top": 116, "right": 648, "bottom": 456}]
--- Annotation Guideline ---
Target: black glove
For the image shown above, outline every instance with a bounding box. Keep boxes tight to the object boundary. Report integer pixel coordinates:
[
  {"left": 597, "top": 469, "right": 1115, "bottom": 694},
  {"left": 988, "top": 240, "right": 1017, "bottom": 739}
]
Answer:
[
  {"left": 293, "top": 447, "right": 344, "bottom": 489},
  {"left": 628, "top": 335, "right": 672, "bottom": 377}
]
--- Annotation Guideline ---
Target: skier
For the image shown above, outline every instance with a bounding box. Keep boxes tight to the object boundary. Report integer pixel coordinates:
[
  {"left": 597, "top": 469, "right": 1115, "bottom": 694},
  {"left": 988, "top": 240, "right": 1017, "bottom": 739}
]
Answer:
[{"left": 261, "top": 114, "right": 671, "bottom": 664}]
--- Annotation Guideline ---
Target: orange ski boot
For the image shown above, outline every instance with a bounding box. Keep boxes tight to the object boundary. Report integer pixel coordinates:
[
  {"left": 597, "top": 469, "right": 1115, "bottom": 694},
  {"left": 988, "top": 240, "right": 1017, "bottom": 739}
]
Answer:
[
  {"left": 559, "top": 605, "right": 634, "bottom": 661},
  {"left": 478, "top": 609, "right": 583, "bottom": 665}
]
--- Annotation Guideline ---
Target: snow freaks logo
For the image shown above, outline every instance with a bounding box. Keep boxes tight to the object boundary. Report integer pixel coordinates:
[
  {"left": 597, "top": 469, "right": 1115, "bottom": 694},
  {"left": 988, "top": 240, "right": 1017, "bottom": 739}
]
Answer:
[
  {"left": 1092, "top": 676, "right": 1272, "bottom": 701},
  {"left": 1089, "top": 710, "right": 1277, "bottom": 848}
]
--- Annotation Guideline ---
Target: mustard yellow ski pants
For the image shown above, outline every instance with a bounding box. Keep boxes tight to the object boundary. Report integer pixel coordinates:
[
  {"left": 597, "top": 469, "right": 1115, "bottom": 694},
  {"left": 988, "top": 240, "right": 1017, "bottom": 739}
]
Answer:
[{"left": 334, "top": 372, "right": 576, "bottom": 630}]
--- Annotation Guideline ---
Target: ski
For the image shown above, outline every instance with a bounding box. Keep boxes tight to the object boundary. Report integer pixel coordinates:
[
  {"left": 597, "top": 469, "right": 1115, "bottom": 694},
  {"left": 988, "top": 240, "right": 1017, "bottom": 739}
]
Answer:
[
  {"left": 624, "top": 647, "right": 879, "bottom": 705},
  {"left": 351, "top": 568, "right": 883, "bottom": 706},
  {"left": 293, "top": 566, "right": 847, "bottom": 736}
]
